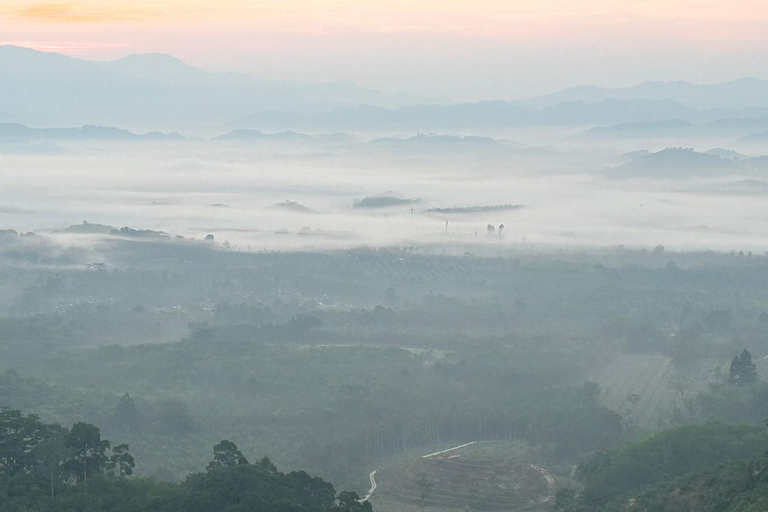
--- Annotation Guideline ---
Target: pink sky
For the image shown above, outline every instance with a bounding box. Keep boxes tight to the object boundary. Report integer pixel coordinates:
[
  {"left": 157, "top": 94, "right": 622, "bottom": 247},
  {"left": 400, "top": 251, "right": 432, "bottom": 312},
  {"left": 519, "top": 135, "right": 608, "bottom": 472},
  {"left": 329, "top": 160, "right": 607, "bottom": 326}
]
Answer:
[{"left": 4, "top": 1, "right": 768, "bottom": 99}]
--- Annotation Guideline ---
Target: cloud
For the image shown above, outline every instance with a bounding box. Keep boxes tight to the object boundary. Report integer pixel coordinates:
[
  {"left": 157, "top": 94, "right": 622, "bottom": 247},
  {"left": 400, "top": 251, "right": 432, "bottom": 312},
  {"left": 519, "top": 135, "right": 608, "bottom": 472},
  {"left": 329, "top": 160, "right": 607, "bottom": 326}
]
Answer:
[{"left": 14, "top": 2, "right": 155, "bottom": 23}]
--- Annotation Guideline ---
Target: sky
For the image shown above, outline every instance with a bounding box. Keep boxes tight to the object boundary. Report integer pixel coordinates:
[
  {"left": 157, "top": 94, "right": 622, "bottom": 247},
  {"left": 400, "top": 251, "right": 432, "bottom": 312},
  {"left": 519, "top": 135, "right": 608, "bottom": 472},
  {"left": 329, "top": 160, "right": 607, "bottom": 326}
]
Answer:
[{"left": 4, "top": 0, "right": 768, "bottom": 100}]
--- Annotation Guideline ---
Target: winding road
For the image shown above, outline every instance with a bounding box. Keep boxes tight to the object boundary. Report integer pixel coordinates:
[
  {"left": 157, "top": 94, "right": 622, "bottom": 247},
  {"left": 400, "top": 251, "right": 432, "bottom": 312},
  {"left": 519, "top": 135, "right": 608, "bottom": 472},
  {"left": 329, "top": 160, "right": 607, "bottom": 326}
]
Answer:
[{"left": 363, "top": 470, "right": 378, "bottom": 501}]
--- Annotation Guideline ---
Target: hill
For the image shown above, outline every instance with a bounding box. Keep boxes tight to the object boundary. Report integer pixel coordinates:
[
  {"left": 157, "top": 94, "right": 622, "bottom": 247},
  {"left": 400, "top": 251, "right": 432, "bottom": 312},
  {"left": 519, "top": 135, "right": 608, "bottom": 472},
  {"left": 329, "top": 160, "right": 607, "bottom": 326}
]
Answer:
[
  {"left": 557, "top": 423, "right": 768, "bottom": 512},
  {"left": 610, "top": 147, "right": 736, "bottom": 178}
]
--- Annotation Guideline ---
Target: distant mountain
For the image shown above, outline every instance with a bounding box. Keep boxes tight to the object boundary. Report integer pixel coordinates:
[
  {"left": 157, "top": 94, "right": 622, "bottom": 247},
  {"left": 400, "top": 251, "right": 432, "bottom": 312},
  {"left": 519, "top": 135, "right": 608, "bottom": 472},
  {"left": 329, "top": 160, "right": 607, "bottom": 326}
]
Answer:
[
  {"left": 234, "top": 102, "right": 530, "bottom": 132},
  {"left": 611, "top": 147, "right": 737, "bottom": 178},
  {"left": 522, "top": 77, "right": 768, "bottom": 110},
  {"left": 0, "top": 123, "right": 185, "bottom": 141},
  {"left": 584, "top": 120, "right": 695, "bottom": 139},
  {"left": 0, "top": 45, "right": 424, "bottom": 130},
  {"left": 738, "top": 131, "right": 768, "bottom": 143},
  {"left": 10, "top": 45, "right": 768, "bottom": 131},
  {"left": 370, "top": 134, "right": 500, "bottom": 146},
  {"left": 234, "top": 99, "right": 731, "bottom": 132},
  {"left": 583, "top": 117, "right": 768, "bottom": 140},
  {"left": 534, "top": 99, "right": 699, "bottom": 125},
  {"left": 214, "top": 129, "right": 312, "bottom": 142}
]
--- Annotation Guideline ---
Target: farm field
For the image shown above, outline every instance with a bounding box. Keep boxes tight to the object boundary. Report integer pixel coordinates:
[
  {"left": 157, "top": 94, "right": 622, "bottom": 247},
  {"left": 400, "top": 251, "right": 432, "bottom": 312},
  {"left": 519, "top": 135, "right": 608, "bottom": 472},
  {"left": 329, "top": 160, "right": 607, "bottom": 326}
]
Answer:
[
  {"left": 370, "top": 441, "right": 555, "bottom": 512},
  {"left": 589, "top": 355, "right": 720, "bottom": 430}
]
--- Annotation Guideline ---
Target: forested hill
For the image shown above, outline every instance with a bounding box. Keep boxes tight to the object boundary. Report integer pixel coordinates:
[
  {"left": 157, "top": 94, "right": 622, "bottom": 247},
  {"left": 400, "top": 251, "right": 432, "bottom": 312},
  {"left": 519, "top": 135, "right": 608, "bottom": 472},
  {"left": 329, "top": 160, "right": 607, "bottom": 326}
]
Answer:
[
  {"left": 0, "top": 408, "right": 372, "bottom": 512},
  {"left": 556, "top": 423, "right": 768, "bottom": 512}
]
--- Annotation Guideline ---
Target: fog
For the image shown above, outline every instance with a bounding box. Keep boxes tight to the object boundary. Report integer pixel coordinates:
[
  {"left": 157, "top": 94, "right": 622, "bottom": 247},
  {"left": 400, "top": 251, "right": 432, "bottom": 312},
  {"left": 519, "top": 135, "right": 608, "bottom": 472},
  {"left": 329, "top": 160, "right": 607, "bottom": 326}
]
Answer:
[{"left": 3, "top": 135, "right": 768, "bottom": 254}]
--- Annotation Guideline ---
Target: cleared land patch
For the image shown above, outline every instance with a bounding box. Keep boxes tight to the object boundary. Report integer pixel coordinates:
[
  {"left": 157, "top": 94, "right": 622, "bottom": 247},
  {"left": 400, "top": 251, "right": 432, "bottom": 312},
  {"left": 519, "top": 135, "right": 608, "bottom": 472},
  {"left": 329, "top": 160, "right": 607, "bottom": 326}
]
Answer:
[
  {"left": 589, "top": 355, "right": 719, "bottom": 430},
  {"left": 371, "top": 441, "right": 553, "bottom": 512}
]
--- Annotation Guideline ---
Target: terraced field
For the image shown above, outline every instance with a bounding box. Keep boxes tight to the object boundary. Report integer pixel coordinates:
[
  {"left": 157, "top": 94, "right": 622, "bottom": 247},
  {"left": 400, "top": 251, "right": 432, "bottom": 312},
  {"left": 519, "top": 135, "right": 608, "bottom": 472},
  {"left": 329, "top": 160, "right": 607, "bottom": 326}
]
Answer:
[
  {"left": 371, "top": 442, "right": 554, "bottom": 512},
  {"left": 589, "top": 355, "right": 719, "bottom": 430}
]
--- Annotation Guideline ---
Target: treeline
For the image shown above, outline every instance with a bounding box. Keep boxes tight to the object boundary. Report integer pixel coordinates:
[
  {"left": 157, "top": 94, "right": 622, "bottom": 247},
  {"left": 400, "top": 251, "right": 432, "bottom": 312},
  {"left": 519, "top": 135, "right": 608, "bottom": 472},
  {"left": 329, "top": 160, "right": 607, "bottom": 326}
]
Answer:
[{"left": 0, "top": 408, "right": 372, "bottom": 512}]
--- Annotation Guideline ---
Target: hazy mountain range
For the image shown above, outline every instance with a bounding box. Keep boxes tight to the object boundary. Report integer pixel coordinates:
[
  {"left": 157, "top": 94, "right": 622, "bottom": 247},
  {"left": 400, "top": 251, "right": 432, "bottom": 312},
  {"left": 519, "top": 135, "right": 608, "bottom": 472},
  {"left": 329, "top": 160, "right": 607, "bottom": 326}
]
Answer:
[
  {"left": 0, "top": 123, "right": 186, "bottom": 141},
  {"left": 582, "top": 118, "right": 768, "bottom": 141},
  {"left": 0, "top": 45, "right": 425, "bottom": 130},
  {"left": 520, "top": 78, "right": 768, "bottom": 110},
  {"left": 8, "top": 45, "right": 768, "bottom": 132},
  {"left": 232, "top": 100, "right": 768, "bottom": 133}
]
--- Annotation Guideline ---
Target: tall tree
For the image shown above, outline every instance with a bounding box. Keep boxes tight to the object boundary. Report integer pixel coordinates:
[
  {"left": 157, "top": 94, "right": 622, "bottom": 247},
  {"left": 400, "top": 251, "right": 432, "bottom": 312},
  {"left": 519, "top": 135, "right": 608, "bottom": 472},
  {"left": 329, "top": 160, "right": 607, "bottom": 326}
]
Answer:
[
  {"left": 114, "top": 393, "right": 141, "bottom": 435},
  {"left": 32, "top": 424, "right": 70, "bottom": 497},
  {"left": 65, "top": 422, "right": 109, "bottom": 482},
  {"left": 106, "top": 443, "right": 135, "bottom": 477},
  {"left": 206, "top": 440, "right": 248, "bottom": 471}
]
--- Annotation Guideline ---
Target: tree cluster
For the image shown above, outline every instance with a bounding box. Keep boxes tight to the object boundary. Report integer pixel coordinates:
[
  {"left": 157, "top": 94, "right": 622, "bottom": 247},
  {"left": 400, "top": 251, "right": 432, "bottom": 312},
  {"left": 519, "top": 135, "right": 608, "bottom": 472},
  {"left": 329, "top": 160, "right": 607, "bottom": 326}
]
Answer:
[
  {"left": 0, "top": 408, "right": 134, "bottom": 498},
  {"left": 0, "top": 408, "right": 372, "bottom": 512}
]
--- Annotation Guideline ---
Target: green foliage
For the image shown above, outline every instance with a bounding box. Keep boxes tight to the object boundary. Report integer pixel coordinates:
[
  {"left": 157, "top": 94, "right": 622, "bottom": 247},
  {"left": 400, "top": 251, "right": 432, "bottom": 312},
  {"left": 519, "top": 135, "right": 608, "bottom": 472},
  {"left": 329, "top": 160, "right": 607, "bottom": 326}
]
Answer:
[
  {"left": 699, "top": 379, "right": 768, "bottom": 425},
  {"left": 206, "top": 440, "right": 248, "bottom": 471},
  {"left": 730, "top": 349, "right": 758, "bottom": 385},
  {"left": 561, "top": 423, "right": 768, "bottom": 511},
  {"left": 0, "top": 409, "right": 371, "bottom": 512}
]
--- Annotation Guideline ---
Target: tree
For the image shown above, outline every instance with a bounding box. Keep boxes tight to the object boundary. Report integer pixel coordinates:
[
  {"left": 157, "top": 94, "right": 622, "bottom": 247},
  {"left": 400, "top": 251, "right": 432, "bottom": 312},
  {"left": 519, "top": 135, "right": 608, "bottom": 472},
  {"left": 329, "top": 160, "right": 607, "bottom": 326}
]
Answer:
[
  {"left": 32, "top": 424, "right": 71, "bottom": 497},
  {"left": 730, "top": 349, "right": 757, "bottom": 386},
  {"left": 286, "top": 470, "right": 336, "bottom": 509},
  {"left": 0, "top": 408, "right": 49, "bottom": 475},
  {"left": 65, "top": 422, "right": 109, "bottom": 482},
  {"left": 383, "top": 287, "right": 399, "bottom": 304},
  {"left": 257, "top": 455, "right": 277, "bottom": 473},
  {"left": 114, "top": 393, "right": 141, "bottom": 435},
  {"left": 206, "top": 440, "right": 249, "bottom": 471},
  {"left": 106, "top": 443, "right": 135, "bottom": 477}
]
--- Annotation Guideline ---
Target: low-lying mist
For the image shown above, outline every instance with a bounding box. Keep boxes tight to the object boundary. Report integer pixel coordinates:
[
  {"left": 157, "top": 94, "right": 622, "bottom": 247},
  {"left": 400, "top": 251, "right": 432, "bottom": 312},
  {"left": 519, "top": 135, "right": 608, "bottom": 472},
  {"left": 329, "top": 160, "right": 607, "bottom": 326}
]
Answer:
[{"left": 2, "top": 135, "right": 767, "bottom": 253}]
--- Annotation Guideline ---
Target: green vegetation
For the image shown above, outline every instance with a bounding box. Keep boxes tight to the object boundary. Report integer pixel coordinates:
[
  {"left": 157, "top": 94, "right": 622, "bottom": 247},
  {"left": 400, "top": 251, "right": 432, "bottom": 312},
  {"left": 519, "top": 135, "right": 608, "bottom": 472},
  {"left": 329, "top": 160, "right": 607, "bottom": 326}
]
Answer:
[
  {"left": 0, "top": 407, "right": 371, "bottom": 512},
  {"left": 557, "top": 423, "right": 768, "bottom": 511},
  {"left": 5, "top": 233, "right": 768, "bottom": 507}
]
